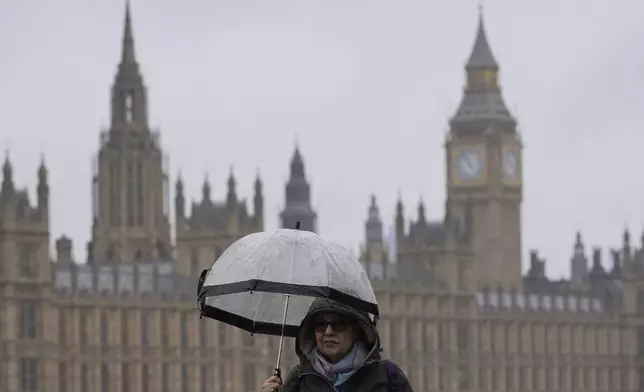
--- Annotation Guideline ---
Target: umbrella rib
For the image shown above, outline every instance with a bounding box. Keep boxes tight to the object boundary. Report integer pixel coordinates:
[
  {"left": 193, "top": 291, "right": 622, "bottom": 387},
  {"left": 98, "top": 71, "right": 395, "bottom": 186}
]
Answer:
[{"left": 249, "top": 229, "right": 293, "bottom": 329}]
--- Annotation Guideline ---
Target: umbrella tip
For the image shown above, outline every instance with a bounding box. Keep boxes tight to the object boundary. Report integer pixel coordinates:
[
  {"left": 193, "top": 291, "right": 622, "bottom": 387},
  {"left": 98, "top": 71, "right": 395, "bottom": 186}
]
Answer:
[{"left": 295, "top": 221, "right": 301, "bottom": 230}]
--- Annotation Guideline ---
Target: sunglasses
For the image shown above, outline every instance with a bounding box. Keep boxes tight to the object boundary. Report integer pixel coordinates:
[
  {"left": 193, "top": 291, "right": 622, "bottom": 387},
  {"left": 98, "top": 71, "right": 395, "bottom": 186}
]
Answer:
[{"left": 313, "top": 318, "right": 349, "bottom": 333}]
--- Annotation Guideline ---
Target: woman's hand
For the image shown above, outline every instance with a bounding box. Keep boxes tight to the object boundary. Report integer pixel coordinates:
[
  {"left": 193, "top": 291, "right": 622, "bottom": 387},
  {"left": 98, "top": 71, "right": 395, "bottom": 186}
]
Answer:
[{"left": 261, "top": 375, "right": 282, "bottom": 392}]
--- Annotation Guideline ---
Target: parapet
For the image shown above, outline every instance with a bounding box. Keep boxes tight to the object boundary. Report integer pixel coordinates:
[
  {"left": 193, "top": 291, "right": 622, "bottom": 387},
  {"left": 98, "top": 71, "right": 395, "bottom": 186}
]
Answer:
[
  {"left": 53, "top": 260, "right": 193, "bottom": 300},
  {"left": 475, "top": 288, "right": 607, "bottom": 315}
]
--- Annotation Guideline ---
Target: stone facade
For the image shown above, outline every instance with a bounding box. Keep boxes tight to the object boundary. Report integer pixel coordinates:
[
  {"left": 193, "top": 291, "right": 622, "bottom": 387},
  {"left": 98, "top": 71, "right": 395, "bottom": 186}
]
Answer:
[{"left": 0, "top": 5, "right": 642, "bottom": 392}]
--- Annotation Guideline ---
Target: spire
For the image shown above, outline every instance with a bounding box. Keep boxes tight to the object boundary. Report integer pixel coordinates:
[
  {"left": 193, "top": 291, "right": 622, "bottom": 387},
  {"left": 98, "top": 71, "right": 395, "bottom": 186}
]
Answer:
[
  {"left": 227, "top": 166, "right": 237, "bottom": 207},
  {"left": 396, "top": 194, "right": 403, "bottom": 216},
  {"left": 395, "top": 194, "right": 404, "bottom": 235},
  {"left": 175, "top": 171, "right": 184, "bottom": 193},
  {"left": 121, "top": 1, "right": 137, "bottom": 66},
  {"left": 290, "top": 146, "right": 305, "bottom": 178},
  {"left": 254, "top": 169, "right": 262, "bottom": 194},
  {"left": 227, "top": 166, "right": 236, "bottom": 190},
  {"left": 368, "top": 195, "right": 379, "bottom": 221},
  {"left": 449, "top": 8, "right": 514, "bottom": 131},
  {"left": 37, "top": 153, "right": 49, "bottom": 214},
  {"left": 623, "top": 226, "right": 631, "bottom": 248},
  {"left": 253, "top": 168, "right": 263, "bottom": 226},
  {"left": 417, "top": 197, "right": 426, "bottom": 223},
  {"left": 574, "top": 231, "right": 584, "bottom": 255},
  {"left": 202, "top": 174, "right": 211, "bottom": 202},
  {"left": 466, "top": 10, "right": 498, "bottom": 71},
  {"left": 175, "top": 170, "right": 185, "bottom": 220},
  {"left": 366, "top": 195, "right": 383, "bottom": 246},
  {"left": 38, "top": 153, "right": 47, "bottom": 184},
  {"left": 1, "top": 150, "right": 13, "bottom": 193},
  {"left": 281, "top": 146, "right": 316, "bottom": 232},
  {"left": 110, "top": 0, "right": 148, "bottom": 130}
]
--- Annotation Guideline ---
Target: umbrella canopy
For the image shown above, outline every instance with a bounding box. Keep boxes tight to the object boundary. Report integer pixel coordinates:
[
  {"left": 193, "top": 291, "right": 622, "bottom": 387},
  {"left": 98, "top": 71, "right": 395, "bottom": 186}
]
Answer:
[{"left": 197, "top": 228, "right": 379, "bottom": 337}]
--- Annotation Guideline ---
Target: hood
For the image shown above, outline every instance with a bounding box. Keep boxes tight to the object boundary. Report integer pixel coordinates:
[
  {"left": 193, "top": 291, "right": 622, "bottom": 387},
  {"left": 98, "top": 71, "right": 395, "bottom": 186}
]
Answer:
[{"left": 295, "top": 298, "right": 381, "bottom": 363}]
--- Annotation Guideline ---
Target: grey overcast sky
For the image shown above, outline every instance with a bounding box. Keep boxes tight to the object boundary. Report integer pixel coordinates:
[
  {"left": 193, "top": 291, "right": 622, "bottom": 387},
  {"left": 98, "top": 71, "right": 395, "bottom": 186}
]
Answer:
[{"left": 1, "top": 0, "right": 643, "bottom": 278}]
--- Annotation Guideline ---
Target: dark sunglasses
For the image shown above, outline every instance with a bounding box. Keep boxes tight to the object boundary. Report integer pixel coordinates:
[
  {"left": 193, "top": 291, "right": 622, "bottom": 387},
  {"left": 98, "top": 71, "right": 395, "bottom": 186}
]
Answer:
[{"left": 313, "top": 318, "right": 349, "bottom": 333}]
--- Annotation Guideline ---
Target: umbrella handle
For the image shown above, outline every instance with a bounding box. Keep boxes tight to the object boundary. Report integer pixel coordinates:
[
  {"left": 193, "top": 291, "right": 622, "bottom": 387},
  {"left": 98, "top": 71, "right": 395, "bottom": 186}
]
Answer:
[{"left": 271, "top": 368, "right": 282, "bottom": 392}]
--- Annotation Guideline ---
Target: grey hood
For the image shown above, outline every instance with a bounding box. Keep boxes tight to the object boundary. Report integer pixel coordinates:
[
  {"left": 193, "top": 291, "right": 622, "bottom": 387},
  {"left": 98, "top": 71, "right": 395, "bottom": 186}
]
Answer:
[{"left": 294, "top": 298, "right": 381, "bottom": 363}]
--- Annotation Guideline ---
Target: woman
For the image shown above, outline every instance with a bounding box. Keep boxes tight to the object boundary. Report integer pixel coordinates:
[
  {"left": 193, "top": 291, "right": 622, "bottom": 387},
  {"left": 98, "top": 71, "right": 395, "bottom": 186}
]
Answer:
[{"left": 261, "top": 298, "right": 414, "bottom": 392}]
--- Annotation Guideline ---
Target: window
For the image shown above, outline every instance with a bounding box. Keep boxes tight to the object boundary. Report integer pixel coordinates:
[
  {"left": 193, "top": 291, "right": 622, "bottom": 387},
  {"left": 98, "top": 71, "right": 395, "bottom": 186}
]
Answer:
[
  {"left": 191, "top": 249, "right": 199, "bottom": 276},
  {"left": 162, "top": 364, "right": 169, "bottom": 392},
  {"left": 80, "top": 309, "right": 90, "bottom": 345},
  {"left": 422, "top": 323, "right": 434, "bottom": 352},
  {"left": 218, "top": 323, "right": 226, "bottom": 348},
  {"left": 181, "top": 364, "right": 189, "bottom": 391},
  {"left": 161, "top": 313, "right": 169, "bottom": 347},
  {"left": 109, "top": 163, "right": 121, "bottom": 227},
  {"left": 406, "top": 321, "right": 414, "bottom": 349},
  {"left": 59, "top": 310, "right": 67, "bottom": 344},
  {"left": 20, "top": 301, "right": 38, "bottom": 339},
  {"left": 121, "top": 311, "right": 129, "bottom": 346},
  {"left": 58, "top": 362, "right": 67, "bottom": 392},
  {"left": 201, "top": 365, "right": 208, "bottom": 392},
  {"left": 141, "top": 311, "right": 150, "bottom": 347},
  {"left": 638, "top": 290, "right": 644, "bottom": 313},
  {"left": 136, "top": 161, "right": 144, "bottom": 226},
  {"left": 100, "top": 311, "right": 109, "bottom": 345},
  {"left": 199, "top": 319, "right": 207, "bottom": 353},
  {"left": 19, "top": 243, "right": 37, "bottom": 278},
  {"left": 437, "top": 323, "right": 444, "bottom": 352},
  {"left": 80, "top": 364, "right": 89, "bottom": 392},
  {"left": 142, "top": 365, "right": 150, "bottom": 392},
  {"left": 20, "top": 358, "right": 38, "bottom": 392},
  {"left": 181, "top": 313, "right": 189, "bottom": 349},
  {"left": 218, "top": 365, "right": 227, "bottom": 391},
  {"left": 243, "top": 364, "right": 256, "bottom": 392},
  {"left": 122, "top": 363, "right": 130, "bottom": 392},
  {"left": 457, "top": 322, "right": 469, "bottom": 352},
  {"left": 457, "top": 366, "right": 469, "bottom": 390},
  {"left": 101, "top": 363, "right": 110, "bottom": 392},
  {"left": 127, "top": 161, "right": 134, "bottom": 226},
  {"left": 505, "top": 367, "right": 513, "bottom": 390}
]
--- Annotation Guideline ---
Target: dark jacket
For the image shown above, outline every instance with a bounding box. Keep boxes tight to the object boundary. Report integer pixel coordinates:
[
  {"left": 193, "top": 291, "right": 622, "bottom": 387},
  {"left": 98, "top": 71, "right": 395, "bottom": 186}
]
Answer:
[{"left": 280, "top": 298, "right": 414, "bottom": 392}]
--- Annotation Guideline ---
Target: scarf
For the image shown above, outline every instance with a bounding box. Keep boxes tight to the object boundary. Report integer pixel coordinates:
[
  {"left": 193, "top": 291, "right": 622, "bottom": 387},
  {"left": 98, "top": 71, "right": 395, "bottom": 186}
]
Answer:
[{"left": 310, "top": 342, "right": 369, "bottom": 390}]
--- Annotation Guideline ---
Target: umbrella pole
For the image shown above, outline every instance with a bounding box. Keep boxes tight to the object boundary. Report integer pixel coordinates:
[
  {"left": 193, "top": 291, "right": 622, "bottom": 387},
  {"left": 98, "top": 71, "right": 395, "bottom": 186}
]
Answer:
[{"left": 273, "top": 294, "right": 291, "bottom": 383}]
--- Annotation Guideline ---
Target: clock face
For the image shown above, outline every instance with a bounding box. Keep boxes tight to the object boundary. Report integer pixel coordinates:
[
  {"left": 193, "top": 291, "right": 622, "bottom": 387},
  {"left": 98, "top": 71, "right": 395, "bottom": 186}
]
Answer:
[
  {"left": 456, "top": 149, "right": 483, "bottom": 180},
  {"left": 503, "top": 151, "right": 518, "bottom": 180}
]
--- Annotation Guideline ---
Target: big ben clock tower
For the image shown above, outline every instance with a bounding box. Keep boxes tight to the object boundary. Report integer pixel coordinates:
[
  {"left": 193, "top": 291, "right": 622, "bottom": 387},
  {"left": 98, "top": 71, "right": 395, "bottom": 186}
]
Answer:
[{"left": 445, "top": 11, "right": 523, "bottom": 288}]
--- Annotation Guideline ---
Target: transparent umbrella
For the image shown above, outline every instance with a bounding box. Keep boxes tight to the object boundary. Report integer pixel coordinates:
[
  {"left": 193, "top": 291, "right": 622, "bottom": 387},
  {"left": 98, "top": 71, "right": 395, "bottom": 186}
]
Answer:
[{"left": 197, "top": 222, "right": 379, "bottom": 384}]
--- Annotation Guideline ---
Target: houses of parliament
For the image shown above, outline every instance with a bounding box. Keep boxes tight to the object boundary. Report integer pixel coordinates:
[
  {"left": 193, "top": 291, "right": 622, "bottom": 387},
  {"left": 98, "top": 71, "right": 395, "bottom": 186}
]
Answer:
[{"left": 1, "top": 4, "right": 643, "bottom": 392}]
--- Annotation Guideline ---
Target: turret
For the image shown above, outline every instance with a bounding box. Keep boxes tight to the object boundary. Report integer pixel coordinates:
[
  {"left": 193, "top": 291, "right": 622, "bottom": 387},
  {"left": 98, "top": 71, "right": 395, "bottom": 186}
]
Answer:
[
  {"left": 37, "top": 154, "right": 49, "bottom": 218},
  {"left": 570, "top": 232, "right": 588, "bottom": 289},
  {"left": 175, "top": 172, "right": 185, "bottom": 220},
  {"left": 395, "top": 196, "right": 404, "bottom": 237},
  {"left": 1, "top": 151, "right": 13, "bottom": 195},
  {"left": 56, "top": 236, "right": 74, "bottom": 264},
  {"left": 253, "top": 171, "right": 263, "bottom": 229},
  {"left": 226, "top": 167, "right": 237, "bottom": 208},
  {"left": 417, "top": 198, "right": 426, "bottom": 224},
  {"left": 280, "top": 145, "right": 317, "bottom": 232},
  {"left": 365, "top": 195, "right": 383, "bottom": 247}
]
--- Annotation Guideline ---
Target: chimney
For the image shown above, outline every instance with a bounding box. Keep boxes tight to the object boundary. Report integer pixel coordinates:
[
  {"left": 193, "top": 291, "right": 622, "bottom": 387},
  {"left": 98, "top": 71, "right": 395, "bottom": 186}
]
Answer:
[
  {"left": 592, "top": 248, "right": 601, "bottom": 269},
  {"left": 56, "top": 236, "right": 73, "bottom": 263},
  {"left": 611, "top": 249, "right": 621, "bottom": 273},
  {"left": 529, "top": 250, "right": 539, "bottom": 271}
]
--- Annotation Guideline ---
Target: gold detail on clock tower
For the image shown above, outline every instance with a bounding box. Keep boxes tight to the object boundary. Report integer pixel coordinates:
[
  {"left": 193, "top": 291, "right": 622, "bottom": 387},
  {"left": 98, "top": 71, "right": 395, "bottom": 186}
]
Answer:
[{"left": 501, "top": 144, "right": 522, "bottom": 187}]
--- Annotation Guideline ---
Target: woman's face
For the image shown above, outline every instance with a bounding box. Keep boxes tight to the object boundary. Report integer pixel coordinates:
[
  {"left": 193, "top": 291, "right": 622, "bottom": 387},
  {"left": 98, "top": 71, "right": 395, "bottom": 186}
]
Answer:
[{"left": 313, "top": 313, "right": 357, "bottom": 363}]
